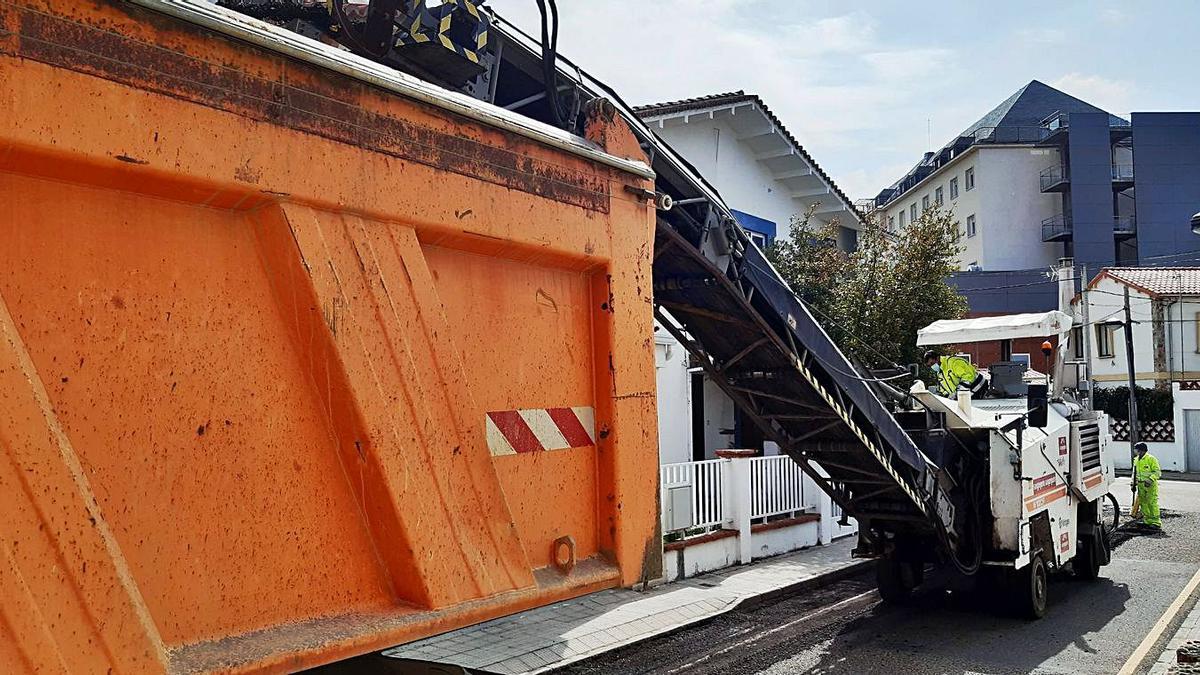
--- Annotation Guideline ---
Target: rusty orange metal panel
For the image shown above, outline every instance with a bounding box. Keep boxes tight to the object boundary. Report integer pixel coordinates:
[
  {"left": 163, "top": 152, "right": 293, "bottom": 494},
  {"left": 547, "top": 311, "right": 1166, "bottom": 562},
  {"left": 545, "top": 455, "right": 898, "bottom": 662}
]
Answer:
[
  {"left": 428, "top": 246, "right": 602, "bottom": 567},
  {"left": 0, "top": 1, "right": 660, "bottom": 672}
]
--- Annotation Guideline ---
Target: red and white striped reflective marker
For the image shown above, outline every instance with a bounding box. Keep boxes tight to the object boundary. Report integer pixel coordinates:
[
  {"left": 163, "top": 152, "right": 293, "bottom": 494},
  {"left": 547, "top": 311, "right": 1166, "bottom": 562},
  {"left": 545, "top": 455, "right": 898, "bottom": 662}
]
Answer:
[{"left": 486, "top": 407, "right": 596, "bottom": 456}]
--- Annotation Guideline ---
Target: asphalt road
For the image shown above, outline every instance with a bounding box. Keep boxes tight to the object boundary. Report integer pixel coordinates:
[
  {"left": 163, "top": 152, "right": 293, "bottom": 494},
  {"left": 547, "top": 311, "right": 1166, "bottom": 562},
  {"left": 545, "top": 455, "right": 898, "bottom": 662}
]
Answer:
[{"left": 559, "top": 494, "right": 1200, "bottom": 675}]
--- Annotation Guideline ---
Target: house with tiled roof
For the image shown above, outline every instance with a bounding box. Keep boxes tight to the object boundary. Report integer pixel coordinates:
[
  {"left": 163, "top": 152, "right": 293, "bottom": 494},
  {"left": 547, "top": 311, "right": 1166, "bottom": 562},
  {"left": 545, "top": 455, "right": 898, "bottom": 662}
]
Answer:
[
  {"left": 635, "top": 91, "right": 864, "bottom": 251},
  {"left": 1072, "top": 267, "right": 1200, "bottom": 471}
]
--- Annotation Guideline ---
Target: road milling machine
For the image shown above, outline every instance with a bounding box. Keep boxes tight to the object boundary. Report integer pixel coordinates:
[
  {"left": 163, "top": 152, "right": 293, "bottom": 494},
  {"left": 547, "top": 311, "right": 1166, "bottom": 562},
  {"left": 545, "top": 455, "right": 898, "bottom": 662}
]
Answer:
[{"left": 877, "top": 311, "right": 1117, "bottom": 617}]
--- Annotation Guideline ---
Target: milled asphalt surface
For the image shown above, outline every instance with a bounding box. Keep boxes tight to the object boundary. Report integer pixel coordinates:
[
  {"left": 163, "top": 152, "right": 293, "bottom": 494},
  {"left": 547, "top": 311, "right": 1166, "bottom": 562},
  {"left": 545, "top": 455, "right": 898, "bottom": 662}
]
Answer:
[{"left": 558, "top": 481, "right": 1200, "bottom": 675}]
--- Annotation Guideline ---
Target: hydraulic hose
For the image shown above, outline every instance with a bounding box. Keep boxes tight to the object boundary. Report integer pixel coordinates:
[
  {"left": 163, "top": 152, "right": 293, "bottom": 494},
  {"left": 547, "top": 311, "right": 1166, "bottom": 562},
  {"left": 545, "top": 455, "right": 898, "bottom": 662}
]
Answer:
[{"left": 938, "top": 470, "right": 983, "bottom": 576}]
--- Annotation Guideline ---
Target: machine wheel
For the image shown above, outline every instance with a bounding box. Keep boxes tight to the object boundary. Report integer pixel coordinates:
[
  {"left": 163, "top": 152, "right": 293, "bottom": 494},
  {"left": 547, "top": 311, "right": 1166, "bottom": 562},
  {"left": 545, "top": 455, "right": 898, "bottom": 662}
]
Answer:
[
  {"left": 876, "top": 557, "right": 922, "bottom": 603},
  {"left": 1015, "top": 553, "right": 1049, "bottom": 619},
  {"left": 1075, "top": 534, "right": 1102, "bottom": 581}
]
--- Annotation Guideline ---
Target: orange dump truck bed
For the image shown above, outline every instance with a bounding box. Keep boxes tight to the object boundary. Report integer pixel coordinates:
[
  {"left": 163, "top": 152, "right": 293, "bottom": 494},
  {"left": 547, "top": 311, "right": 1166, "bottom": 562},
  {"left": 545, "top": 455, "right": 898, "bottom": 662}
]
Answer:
[{"left": 0, "top": 1, "right": 660, "bottom": 672}]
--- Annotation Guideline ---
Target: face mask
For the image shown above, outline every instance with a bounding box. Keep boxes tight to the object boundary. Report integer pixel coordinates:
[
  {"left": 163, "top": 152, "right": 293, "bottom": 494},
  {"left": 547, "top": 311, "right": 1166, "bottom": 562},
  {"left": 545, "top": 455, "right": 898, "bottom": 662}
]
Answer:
[{"left": 931, "top": 364, "right": 941, "bottom": 373}]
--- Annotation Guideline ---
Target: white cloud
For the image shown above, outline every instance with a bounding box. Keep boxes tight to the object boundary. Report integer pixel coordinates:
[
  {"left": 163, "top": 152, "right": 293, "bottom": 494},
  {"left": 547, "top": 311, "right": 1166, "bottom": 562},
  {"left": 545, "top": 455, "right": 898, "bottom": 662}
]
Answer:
[
  {"left": 1099, "top": 8, "right": 1127, "bottom": 25},
  {"left": 1015, "top": 27, "right": 1068, "bottom": 44},
  {"left": 785, "top": 12, "right": 878, "bottom": 56},
  {"left": 835, "top": 162, "right": 919, "bottom": 201},
  {"left": 862, "top": 48, "right": 955, "bottom": 82},
  {"left": 1050, "top": 73, "right": 1134, "bottom": 117}
]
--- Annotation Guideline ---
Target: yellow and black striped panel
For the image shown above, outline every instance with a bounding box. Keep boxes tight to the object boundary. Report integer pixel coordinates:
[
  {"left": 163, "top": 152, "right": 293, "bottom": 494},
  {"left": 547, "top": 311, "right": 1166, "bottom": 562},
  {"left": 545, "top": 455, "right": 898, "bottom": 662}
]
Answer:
[{"left": 394, "top": 0, "right": 489, "bottom": 65}]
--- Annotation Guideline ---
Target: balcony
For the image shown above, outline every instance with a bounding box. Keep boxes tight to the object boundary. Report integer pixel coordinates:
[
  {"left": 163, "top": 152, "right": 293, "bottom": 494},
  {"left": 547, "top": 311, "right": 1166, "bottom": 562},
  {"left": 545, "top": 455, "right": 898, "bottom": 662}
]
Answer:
[
  {"left": 1114, "top": 213, "right": 1137, "bottom": 238},
  {"left": 1041, "top": 213, "right": 1072, "bottom": 241},
  {"left": 1039, "top": 164, "right": 1133, "bottom": 193},
  {"left": 1037, "top": 111, "right": 1132, "bottom": 146},
  {"left": 1040, "top": 213, "right": 1138, "bottom": 242},
  {"left": 1039, "top": 164, "right": 1069, "bottom": 192},
  {"left": 1112, "top": 164, "right": 1134, "bottom": 190}
]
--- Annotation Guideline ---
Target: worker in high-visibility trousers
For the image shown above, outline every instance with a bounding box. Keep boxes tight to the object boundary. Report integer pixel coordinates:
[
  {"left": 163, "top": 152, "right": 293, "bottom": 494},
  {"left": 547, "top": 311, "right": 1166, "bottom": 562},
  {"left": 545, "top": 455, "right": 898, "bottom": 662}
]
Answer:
[{"left": 1133, "top": 442, "right": 1162, "bottom": 528}]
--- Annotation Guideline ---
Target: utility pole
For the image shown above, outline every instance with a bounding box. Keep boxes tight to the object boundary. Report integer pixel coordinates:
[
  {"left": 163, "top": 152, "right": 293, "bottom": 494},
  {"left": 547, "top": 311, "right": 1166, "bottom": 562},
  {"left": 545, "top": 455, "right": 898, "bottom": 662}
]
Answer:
[
  {"left": 1123, "top": 286, "right": 1139, "bottom": 509},
  {"left": 1080, "top": 264, "right": 1093, "bottom": 410}
]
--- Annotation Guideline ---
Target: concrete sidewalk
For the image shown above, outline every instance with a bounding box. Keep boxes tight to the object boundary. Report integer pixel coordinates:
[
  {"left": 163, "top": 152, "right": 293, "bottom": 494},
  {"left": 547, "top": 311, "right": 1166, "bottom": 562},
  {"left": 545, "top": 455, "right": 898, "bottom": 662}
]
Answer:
[{"left": 381, "top": 537, "right": 867, "bottom": 674}]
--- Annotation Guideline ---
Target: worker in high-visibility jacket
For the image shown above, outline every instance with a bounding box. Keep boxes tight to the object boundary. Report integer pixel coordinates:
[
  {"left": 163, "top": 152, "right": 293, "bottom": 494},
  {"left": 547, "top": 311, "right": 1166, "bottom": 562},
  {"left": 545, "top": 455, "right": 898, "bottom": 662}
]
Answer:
[
  {"left": 923, "top": 350, "right": 988, "bottom": 399},
  {"left": 1134, "top": 442, "right": 1162, "bottom": 528}
]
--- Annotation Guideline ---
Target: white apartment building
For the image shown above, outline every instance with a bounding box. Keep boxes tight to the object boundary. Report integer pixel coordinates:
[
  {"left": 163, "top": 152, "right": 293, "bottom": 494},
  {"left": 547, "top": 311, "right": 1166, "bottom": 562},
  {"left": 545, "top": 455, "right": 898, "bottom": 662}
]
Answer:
[
  {"left": 878, "top": 145, "right": 1064, "bottom": 271},
  {"left": 636, "top": 91, "right": 863, "bottom": 251},
  {"left": 873, "top": 80, "right": 1133, "bottom": 273}
]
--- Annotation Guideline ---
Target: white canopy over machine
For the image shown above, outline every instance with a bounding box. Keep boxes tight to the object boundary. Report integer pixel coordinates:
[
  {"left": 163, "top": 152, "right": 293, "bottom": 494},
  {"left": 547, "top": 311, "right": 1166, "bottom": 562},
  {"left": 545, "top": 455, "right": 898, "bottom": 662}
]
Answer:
[{"left": 917, "top": 311, "right": 1073, "bottom": 346}]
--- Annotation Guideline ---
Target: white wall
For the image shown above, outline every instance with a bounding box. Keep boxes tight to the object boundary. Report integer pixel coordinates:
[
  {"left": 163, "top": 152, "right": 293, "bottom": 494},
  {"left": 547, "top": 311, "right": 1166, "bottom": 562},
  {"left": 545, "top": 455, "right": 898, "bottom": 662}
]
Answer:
[
  {"left": 662, "top": 535, "right": 738, "bottom": 582},
  {"left": 661, "top": 520, "right": 824, "bottom": 583},
  {"left": 1085, "top": 277, "right": 1157, "bottom": 387},
  {"left": 1162, "top": 296, "right": 1200, "bottom": 378},
  {"left": 651, "top": 119, "right": 846, "bottom": 243},
  {"left": 880, "top": 146, "right": 1061, "bottom": 271},
  {"left": 1111, "top": 440, "right": 1175, "bottom": 471},
  {"left": 1110, "top": 385, "right": 1200, "bottom": 472},
  {"left": 655, "top": 330, "right": 693, "bottom": 466},
  {"left": 701, "top": 378, "right": 736, "bottom": 459},
  {"left": 977, "top": 147, "right": 1062, "bottom": 270},
  {"left": 1084, "top": 278, "right": 1200, "bottom": 387},
  {"left": 1175, "top": 386, "right": 1200, "bottom": 472}
]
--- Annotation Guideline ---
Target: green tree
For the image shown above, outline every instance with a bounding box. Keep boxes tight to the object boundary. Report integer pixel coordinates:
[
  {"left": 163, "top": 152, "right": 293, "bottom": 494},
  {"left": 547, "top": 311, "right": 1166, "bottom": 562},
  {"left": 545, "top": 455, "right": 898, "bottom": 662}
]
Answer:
[
  {"left": 768, "top": 204, "right": 967, "bottom": 368},
  {"left": 764, "top": 202, "right": 848, "bottom": 330}
]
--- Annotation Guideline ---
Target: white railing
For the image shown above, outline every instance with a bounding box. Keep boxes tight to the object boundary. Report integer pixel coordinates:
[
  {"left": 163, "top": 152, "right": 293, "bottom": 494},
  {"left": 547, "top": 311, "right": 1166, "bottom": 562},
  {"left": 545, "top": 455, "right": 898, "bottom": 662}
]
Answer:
[
  {"left": 660, "top": 454, "right": 858, "bottom": 577},
  {"left": 660, "top": 458, "right": 729, "bottom": 532},
  {"left": 748, "top": 455, "right": 811, "bottom": 519}
]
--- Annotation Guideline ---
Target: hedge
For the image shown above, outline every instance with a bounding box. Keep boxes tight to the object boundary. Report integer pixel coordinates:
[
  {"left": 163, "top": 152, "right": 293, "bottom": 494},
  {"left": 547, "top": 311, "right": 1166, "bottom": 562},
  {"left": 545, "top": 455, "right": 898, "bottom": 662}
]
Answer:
[{"left": 1092, "top": 385, "right": 1174, "bottom": 422}]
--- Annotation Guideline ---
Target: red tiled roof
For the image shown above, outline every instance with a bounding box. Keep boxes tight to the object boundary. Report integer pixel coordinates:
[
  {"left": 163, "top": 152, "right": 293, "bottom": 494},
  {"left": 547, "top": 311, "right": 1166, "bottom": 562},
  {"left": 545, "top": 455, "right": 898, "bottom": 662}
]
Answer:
[{"left": 1094, "top": 267, "right": 1200, "bottom": 297}]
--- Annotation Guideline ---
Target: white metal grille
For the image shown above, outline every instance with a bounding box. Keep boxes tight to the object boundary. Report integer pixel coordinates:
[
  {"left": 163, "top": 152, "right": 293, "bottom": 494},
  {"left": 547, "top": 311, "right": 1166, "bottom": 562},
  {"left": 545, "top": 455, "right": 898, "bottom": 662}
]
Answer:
[
  {"left": 660, "top": 459, "right": 728, "bottom": 532},
  {"left": 748, "top": 455, "right": 811, "bottom": 519}
]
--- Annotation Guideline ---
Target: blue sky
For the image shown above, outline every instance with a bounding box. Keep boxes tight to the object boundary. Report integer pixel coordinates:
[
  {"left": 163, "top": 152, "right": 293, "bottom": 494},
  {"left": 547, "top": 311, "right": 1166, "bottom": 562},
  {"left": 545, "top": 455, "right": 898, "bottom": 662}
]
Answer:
[{"left": 489, "top": 0, "right": 1199, "bottom": 199}]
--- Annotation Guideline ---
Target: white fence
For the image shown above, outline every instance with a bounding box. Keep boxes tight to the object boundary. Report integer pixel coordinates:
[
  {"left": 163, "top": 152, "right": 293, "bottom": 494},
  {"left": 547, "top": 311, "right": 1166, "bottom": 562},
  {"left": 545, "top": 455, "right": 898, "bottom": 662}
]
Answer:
[
  {"left": 659, "top": 454, "right": 856, "bottom": 579},
  {"left": 660, "top": 455, "right": 817, "bottom": 535},
  {"left": 660, "top": 458, "right": 729, "bottom": 530},
  {"left": 748, "top": 455, "right": 808, "bottom": 519}
]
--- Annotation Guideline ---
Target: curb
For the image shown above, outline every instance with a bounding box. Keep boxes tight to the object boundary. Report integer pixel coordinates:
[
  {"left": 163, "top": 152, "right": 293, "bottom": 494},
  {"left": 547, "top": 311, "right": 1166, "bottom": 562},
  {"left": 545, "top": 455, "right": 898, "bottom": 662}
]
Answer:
[{"left": 538, "top": 557, "right": 873, "bottom": 673}]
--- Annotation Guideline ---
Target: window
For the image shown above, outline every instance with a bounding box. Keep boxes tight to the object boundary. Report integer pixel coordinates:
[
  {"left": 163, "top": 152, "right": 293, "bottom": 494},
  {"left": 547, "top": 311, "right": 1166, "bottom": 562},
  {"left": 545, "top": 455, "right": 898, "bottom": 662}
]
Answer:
[
  {"left": 955, "top": 353, "right": 972, "bottom": 364},
  {"left": 910, "top": 203, "right": 917, "bottom": 222},
  {"left": 1195, "top": 312, "right": 1200, "bottom": 353},
  {"left": 966, "top": 214, "right": 977, "bottom": 238},
  {"left": 1072, "top": 326, "right": 1084, "bottom": 359},
  {"left": 965, "top": 167, "right": 975, "bottom": 191},
  {"left": 748, "top": 231, "right": 767, "bottom": 249},
  {"left": 1011, "top": 353, "right": 1031, "bottom": 368},
  {"left": 1097, "top": 323, "right": 1115, "bottom": 358},
  {"left": 899, "top": 210, "right": 906, "bottom": 228},
  {"left": 888, "top": 215, "right": 895, "bottom": 231},
  {"left": 950, "top": 177, "right": 959, "bottom": 199},
  {"left": 922, "top": 195, "right": 930, "bottom": 211},
  {"left": 935, "top": 186, "right": 944, "bottom": 206}
]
